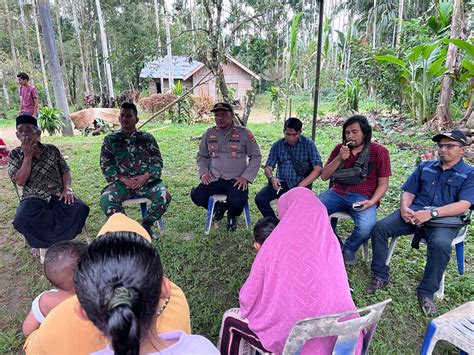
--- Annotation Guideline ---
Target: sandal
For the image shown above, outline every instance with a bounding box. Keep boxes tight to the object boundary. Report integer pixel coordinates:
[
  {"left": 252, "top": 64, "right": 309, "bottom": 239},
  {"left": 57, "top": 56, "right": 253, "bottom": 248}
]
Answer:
[
  {"left": 418, "top": 295, "right": 437, "bottom": 316},
  {"left": 30, "top": 248, "right": 40, "bottom": 257}
]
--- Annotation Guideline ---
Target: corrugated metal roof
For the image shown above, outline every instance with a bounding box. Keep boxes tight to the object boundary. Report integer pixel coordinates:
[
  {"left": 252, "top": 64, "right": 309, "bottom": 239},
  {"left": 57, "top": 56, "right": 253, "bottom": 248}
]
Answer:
[{"left": 139, "top": 56, "right": 204, "bottom": 79}]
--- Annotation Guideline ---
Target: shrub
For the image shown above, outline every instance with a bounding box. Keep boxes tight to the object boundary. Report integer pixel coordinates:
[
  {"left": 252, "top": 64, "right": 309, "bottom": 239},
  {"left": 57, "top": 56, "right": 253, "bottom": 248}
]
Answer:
[
  {"left": 38, "top": 106, "right": 64, "bottom": 135},
  {"left": 139, "top": 93, "right": 177, "bottom": 113}
]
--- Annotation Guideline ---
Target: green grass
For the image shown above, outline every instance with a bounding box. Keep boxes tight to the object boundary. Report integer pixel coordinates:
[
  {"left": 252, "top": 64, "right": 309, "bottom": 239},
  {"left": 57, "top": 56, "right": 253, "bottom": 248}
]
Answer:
[{"left": 0, "top": 122, "right": 472, "bottom": 353}]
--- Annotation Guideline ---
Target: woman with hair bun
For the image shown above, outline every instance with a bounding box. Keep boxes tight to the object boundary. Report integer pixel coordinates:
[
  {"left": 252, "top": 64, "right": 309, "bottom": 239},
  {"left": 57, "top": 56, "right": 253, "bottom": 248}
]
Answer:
[{"left": 74, "top": 231, "right": 218, "bottom": 355}]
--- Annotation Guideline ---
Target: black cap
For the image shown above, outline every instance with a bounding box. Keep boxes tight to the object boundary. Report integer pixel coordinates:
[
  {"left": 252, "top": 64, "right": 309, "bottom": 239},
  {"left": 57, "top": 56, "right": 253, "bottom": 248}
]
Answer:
[
  {"left": 211, "top": 102, "right": 234, "bottom": 113},
  {"left": 16, "top": 114, "right": 38, "bottom": 127},
  {"left": 432, "top": 129, "right": 467, "bottom": 146}
]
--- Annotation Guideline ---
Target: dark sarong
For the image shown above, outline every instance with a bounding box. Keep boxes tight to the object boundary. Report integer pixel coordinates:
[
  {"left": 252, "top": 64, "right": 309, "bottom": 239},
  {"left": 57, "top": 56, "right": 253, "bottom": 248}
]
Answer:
[{"left": 13, "top": 196, "right": 90, "bottom": 248}]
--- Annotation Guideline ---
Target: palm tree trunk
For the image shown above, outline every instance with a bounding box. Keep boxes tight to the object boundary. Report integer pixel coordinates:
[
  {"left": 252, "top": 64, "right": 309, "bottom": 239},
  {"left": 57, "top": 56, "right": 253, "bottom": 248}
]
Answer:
[
  {"left": 395, "top": 0, "right": 404, "bottom": 48},
  {"left": 54, "top": 0, "right": 71, "bottom": 103},
  {"left": 4, "top": 0, "right": 18, "bottom": 65},
  {"left": 37, "top": 0, "right": 73, "bottom": 136},
  {"left": 435, "top": 0, "right": 463, "bottom": 129},
  {"left": 0, "top": 70, "right": 10, "bottom": 109},
  {"left": 71, "top": 0, "right": 91, "bottom": 96},
  {"left": 95, "top": 0, "right": 114, "bottom": 98},
  {"left": 18, "top": 0, "right": 32, "bottom": 62},
  {"left": 161, "top": 0, "right": 174, "bottom": 89},
  {"left": 32, "top": 0, "right": 53, "bottom": 107}
]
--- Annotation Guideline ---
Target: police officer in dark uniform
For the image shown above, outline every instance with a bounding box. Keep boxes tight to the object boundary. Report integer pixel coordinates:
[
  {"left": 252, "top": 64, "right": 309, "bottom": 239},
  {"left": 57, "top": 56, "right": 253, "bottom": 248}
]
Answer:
[{"left": 191, "top": 102, "right": 262, "bottom": 231}]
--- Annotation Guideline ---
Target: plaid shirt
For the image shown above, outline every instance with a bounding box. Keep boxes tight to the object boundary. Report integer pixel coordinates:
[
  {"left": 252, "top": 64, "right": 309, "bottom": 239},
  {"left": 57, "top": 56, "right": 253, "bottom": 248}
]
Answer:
[
  {"left": 326, "top": 142, "right": 391, "bottom": 198},
  {"left": 266, "top": 136, "right": 322, "bottom": 188}
]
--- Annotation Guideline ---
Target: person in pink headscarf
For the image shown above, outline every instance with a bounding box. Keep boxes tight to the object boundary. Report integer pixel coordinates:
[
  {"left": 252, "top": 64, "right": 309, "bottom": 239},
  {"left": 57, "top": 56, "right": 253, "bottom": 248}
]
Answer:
[{"left": 219, "top": 187, "right": 362, "bottom": 355}]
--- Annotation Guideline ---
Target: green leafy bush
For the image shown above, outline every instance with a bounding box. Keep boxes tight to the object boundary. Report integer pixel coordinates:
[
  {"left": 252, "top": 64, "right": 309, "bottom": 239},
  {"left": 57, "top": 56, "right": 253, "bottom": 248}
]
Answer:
[{"left": 38, "top": 106, "right": 64, "bottom": 135}]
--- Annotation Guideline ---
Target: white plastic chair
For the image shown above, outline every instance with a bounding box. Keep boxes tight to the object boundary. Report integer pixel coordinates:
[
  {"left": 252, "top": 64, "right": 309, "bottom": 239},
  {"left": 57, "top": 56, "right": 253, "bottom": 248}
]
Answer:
[
  {"left": 204, "top": 194, "right": 250, "bottom": 235},
  {"left": 384, "top": 211, "right": 471, "bottom": 299},
  {"left": 122, "top": 197, "right": 164, "bottom": 234},
  {"left": 283, "top": 299, "right": 392, "bottom": 355},
  {"left": 420, "top": 301, "right": 474, "bottom": 354}
]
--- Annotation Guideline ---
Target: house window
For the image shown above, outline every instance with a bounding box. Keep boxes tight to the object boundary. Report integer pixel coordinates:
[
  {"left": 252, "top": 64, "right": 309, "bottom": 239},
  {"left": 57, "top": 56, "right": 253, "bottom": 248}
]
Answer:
[{"left": 156, "top": 81, "right": 162, "bottom": 94}]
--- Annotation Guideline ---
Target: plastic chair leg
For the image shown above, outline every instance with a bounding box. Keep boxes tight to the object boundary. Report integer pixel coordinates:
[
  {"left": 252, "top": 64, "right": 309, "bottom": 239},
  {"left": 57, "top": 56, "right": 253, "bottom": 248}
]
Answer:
[
  {"left": 363, "top": 241, "right": 369, "bottom": 261},
  {"left": 205, "top": 196, "right": 215, "bottom": 235},
  {"left": 420, "top": 321, "right": 437, "bottom": 355},
  {"left": 139, "top": 202, "right": 148, "bottom": 219},
  {"left": 244, "top": 202, "right": 251, "bottom": 229},
  {"left": 434, "top": 272, "right": 445, "bottom": 300},
  {"left": 455, "top": 242, "right": 464, "bottom": 275},
  {"left": 385, "top": 237, "right": 398, "bottom": 265}
]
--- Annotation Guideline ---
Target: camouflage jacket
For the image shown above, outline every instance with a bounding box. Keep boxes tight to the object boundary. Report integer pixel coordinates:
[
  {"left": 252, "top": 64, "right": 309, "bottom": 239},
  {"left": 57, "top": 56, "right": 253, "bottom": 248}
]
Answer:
[{"left": 100, "top": 129, "right": 163, "bottom": 184}]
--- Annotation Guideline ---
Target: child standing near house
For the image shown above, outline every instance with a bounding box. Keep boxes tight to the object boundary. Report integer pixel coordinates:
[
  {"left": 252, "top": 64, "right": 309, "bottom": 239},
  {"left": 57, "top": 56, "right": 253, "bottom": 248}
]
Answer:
[{"left": 22, "top": 240, "right": 87, "bottom": 336}]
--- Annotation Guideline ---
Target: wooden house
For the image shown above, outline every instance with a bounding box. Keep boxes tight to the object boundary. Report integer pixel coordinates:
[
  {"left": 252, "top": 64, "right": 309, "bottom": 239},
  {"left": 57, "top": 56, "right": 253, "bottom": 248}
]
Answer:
[{"left": 140, "top": 55, "right": 260, "bottom": 101}]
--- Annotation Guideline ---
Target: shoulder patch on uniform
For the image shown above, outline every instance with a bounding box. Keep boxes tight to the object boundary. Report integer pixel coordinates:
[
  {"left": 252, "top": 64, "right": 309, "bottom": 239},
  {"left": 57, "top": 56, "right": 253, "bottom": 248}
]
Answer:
[{"left": 248, "top": 131, "right": 256, "bottom": 144}]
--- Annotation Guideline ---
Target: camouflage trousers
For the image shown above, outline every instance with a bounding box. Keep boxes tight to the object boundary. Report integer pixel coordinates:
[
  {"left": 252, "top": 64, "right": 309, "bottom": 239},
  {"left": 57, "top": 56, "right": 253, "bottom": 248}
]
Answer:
[{"left": 100, "top": 180, "right": 171, "bottom": 224}]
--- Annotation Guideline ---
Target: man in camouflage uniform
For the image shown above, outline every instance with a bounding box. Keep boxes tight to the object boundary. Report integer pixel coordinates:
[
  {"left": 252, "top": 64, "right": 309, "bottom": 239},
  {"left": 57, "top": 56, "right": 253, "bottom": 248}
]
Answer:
[
  {"left": 100, "top": 102, "right": 170, "bottom": 237},
  {"left": 191, "top": 102, "right": 262, "bottom": 231}
]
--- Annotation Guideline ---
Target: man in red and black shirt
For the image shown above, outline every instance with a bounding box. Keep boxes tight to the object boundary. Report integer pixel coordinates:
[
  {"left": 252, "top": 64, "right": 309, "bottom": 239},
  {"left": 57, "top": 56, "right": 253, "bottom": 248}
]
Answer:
[{"left": 319, "top": 115, "right": 391, "bottom": 265}]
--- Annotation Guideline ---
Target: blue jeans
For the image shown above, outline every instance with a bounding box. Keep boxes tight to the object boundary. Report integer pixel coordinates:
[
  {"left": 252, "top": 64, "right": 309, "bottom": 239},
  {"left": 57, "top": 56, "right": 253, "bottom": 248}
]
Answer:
[
  {"left": 318, "top": 189, "right": 377, "bottom": 252},
  {"left": 370, "top": 209, "right": 459, "bottom": 299}
]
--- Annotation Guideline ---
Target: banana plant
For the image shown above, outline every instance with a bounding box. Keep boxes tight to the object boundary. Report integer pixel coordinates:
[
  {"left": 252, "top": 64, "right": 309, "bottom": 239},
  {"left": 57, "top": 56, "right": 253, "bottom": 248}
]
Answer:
[{"left": 375, "top": 41, "right": 447, "bottom": 123}]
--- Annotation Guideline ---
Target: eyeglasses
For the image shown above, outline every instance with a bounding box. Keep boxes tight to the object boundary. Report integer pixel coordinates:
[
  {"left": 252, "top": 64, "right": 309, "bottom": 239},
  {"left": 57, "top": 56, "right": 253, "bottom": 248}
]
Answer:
[{"left": 437, "top": 143, "right": 462, "bottom": 150}]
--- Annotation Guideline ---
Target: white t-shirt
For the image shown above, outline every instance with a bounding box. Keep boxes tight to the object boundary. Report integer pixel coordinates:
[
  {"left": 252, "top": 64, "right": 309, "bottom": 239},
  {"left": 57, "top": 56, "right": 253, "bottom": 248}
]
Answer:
[{"left": 91, "top": 330, "right": 219, "bottom": 355}]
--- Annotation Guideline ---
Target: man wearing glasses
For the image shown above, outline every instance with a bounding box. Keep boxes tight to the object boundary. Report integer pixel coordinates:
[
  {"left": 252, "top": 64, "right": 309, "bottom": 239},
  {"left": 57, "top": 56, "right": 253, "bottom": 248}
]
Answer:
[{"left": 367, "top": 129, "right": 474, "bottom": 315}]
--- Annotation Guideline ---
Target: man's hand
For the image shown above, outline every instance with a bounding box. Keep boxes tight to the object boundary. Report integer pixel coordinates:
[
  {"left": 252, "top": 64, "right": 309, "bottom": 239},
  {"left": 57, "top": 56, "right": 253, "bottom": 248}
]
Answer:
[
  {"left": 21, "top": 137, "right": 35, "bottom": 158},
  {"left": 200, "top": 173, "right": 212, "bottom": 185},
  {"left": 338, "top": 145, "right": 350, "bottom": 161},
  {"left": 120, "top": 177, "right": 137, "bottom": 189},
  {"left": 413, "top": 210, "right": 432, "bottom": 225},
  {"left": 400, "top": 206, "right": 416, "bottom": 224},
  {"left": 355, "top": 200, "right": 374, "bottom": 211},
  {"left": 59, "top": 189, "right": 76, "bottom": 205},
  {"left": 130, "top": 174, "right": 149, "bottom": 189},
  {"left": 270, "top": 177, "right": 282, "bottom": 191},
  {"left": 233, "top": 176, "right": 248, "bottom": 191}
]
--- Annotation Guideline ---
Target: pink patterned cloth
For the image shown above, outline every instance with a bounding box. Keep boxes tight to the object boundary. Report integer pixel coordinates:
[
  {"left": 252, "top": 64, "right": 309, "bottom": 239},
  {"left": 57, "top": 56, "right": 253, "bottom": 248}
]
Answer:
[{"left": 239, "top": 187, "right": 362, "bottom": 354}]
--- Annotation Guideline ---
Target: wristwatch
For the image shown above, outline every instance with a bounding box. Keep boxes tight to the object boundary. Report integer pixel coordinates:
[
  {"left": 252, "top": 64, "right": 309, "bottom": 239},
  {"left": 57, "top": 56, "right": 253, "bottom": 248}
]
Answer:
[{"left": 430, "top": 209, "right": 439, "bottom": 218}]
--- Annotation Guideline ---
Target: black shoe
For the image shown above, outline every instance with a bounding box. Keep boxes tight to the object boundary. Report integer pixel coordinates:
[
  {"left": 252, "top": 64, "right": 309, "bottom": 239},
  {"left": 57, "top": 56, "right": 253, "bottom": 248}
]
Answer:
[
  {"left": 142, "top": 222, "right": 158, "bottom": 240},
  {"left": 213, "top": 202, "right": 225, "bottom": 221},
  {"left": 227, "top": 215, "right": 237, "bottom": 232},
  {"left": 367, "top": 275, "right": 389, "bottom": 294},
  {"left": 418, "top": 295, "right": 437, "bottom": 316},
  {"left": 342, "top": 248, "right": 357, "bottom": 265}
]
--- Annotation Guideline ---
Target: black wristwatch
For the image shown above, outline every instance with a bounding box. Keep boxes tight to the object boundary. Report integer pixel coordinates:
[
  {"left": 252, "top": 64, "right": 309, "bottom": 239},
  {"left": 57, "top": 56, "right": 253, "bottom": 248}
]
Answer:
[{"left": 430, "top": 209, "right": 439, "bottom": 218}]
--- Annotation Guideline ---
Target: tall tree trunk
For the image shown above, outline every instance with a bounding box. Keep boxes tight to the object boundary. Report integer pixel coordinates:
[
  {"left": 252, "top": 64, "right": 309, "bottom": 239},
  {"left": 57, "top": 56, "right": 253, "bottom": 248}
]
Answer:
[
  {"left": 37, "top": 0, "right": 73, "bottom": 136},
  {"left": 372, "top": 0, "right": 377, "bottom": 49},
  {"left": 0, "top": 70, "right": 10, "bottom": 109},
  {"left": 18, "top": 0, "right": 32, "bottom": 62},
  {"left": 95, "top": 0, "right": 114, "bottom": 97},
  {"left": 395, "top": 0, "right": 404, "bottom": 48},
  {"left": 93, "top": 33, "right": 104, "bottom": 95},
  {"left": 54, "top": 0, "right": 70, "bottom": 103},
  {"left": 153, "top": 0, "right": 164, "bottom": 91},
  {"left": 4, "top": 0, "right": 18, "bottom": 66},
  {"left": 435, "top": 0, "right": 463, "bottom": 129},
  {"left": 71, "top": 0, "right": 91, "bottom": 96},
  {"left": 161, "top": 0, "right": 174, "bottom": 89},
  {"left": 32, "top": 0, "right": 53, "bottom": 107}
]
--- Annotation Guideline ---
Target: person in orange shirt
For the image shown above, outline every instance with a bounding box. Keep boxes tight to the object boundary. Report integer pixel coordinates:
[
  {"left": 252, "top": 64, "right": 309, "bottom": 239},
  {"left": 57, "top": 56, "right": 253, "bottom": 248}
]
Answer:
[{"left": 24, "top": 213, "right": 192, "bottom": 355}]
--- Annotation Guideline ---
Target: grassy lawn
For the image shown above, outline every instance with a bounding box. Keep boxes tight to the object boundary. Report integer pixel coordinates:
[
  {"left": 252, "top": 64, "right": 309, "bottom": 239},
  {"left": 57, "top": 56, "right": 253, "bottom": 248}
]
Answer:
[{"left": 0, "top": 122, "right": 472, "bottom": 353}]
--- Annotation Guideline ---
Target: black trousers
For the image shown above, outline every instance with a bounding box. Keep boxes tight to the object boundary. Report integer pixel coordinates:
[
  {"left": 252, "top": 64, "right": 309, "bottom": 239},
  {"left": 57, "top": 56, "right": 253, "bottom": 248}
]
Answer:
[
  {"left": 13, "top": 196, "right": 90, "bottom": 248},
  {"left": 190, "top": 179, "right": 248, "bottom": 217},
  {"left": 254, "top": 182, "right": 290, "bottom": 218}
]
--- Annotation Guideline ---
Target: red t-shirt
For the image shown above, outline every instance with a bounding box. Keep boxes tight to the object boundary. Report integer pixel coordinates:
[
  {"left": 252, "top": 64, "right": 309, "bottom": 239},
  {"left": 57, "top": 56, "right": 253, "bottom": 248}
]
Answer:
[
  {"left": 326, "top": 142, "right": 392, "bottom": 198},
  {"left": 20, "top": 84, "right": 38, "bottom": 115}
]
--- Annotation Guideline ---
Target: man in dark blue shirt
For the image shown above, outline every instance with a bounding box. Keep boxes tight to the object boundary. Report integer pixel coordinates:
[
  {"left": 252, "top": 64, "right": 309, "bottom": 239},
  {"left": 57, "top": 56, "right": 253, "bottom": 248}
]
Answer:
[
  {"left": 367, "top": 129, "right": 474, "bottom": 315},
  {"left": 255, "top": 117, "right": 322, "bottom": 218}
]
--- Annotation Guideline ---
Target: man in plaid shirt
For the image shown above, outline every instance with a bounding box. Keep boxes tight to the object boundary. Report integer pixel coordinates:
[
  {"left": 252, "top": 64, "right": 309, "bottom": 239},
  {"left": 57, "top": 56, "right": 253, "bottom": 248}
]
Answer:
[
  {"left": 319, "top": 115, "right": 391, "bottom": 265},
  {"left": 255, "top": 117, "right": 322, "bottom": 218}
]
